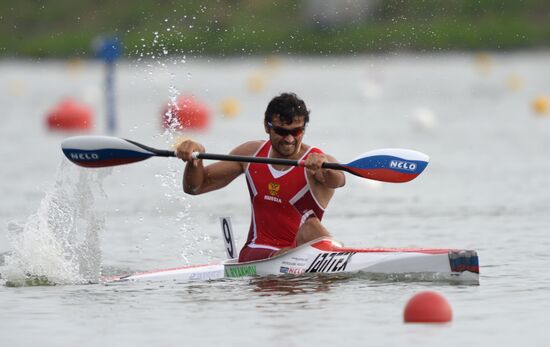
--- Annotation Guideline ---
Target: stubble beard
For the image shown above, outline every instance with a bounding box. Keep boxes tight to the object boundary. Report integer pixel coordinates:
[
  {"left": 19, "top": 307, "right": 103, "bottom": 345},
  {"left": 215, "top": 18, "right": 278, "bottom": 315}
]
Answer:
[{"left": 275, "top": 139, "right": 300, "bottom": 158}]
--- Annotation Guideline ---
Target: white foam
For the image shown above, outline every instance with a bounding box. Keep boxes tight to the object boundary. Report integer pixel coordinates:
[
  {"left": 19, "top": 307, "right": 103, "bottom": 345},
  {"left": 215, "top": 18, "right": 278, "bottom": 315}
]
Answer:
[{"left": 1, "top": 160, "right": 109, "bottom": 286}]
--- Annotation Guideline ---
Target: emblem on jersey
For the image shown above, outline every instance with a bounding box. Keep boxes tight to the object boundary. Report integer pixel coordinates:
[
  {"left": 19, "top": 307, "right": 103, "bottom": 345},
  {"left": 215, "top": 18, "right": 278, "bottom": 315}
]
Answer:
[{"left": 268, "top": 182, "right": 280, "bottom": 196}]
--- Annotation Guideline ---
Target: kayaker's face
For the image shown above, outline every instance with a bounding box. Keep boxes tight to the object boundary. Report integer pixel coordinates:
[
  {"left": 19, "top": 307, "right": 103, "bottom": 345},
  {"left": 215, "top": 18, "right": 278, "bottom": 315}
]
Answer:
[{"left": 265, "top": 115, "right": 306, "bottom": 157}]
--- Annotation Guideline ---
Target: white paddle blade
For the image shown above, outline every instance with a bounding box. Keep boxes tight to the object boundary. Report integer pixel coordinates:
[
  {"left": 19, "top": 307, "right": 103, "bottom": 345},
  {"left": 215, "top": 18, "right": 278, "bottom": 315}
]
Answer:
[{"left": 61, "top": 136, "right": 156, "bottom": 168}]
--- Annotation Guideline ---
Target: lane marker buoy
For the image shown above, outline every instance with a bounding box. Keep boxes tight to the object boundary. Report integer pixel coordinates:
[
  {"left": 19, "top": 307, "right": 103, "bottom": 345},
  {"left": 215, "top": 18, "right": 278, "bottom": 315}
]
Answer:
[
  {"left": 162, "top": 95, "right": 210, "bottom": 131},
  {"left": 532, "top": 96, "right": 549, "bottom": 116},
  {"left": 404, "top": 291, "right": 453, "bottom": 323},
  {"left": 46, "top": 99, "right": 93, "bottom": 132}
]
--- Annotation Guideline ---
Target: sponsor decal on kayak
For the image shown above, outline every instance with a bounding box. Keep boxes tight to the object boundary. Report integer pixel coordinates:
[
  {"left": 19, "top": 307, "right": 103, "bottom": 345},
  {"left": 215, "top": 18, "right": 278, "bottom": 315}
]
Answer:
[
  {"left": 225, "top": 264, "right": 257, "bottom": 277},
  {"left": 279, "top": 266, "right": 305, "bottom": 275},
  {"left": 282, "top": 258, "right": 307, "bottom": 268},
  {"left": 389, "top": 160, "right": 417, "bottom": 172},
  {"left": 305, "top": 252, "right": 355, "bottom": 273},
  {"left": 290, "top": 256, "right": 308, "bottom": 262},
  {"left": 188, "top": 270, "right": 224, "bottom": 280}
]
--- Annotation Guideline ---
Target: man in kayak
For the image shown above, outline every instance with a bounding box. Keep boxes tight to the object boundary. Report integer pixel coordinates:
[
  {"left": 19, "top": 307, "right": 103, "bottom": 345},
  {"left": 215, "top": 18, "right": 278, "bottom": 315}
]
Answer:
[{"left": 176, "top": 92, "right": 345, "bottom": 262}]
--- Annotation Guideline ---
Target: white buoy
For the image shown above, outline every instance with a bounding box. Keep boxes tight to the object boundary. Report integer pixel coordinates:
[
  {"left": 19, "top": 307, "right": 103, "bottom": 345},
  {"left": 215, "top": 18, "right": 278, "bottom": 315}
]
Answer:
[
  {"left": 359, "top": 78, "right": 382, "bottom": 100},
  {"left": 411, "top": 107, "right": 437, "bottom": 130}
]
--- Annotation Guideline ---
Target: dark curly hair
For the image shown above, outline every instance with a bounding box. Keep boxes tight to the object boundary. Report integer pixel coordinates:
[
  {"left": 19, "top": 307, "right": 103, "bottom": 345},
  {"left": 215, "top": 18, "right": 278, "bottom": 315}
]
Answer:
[{"left": 264, "top": 92, "right": 310, "bottom": 125}]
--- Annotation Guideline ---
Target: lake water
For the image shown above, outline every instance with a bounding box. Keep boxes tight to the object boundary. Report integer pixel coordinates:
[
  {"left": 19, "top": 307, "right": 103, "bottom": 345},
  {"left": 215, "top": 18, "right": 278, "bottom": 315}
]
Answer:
[{"left": 1, "top": 52, "right": 549, "bottom": 346}]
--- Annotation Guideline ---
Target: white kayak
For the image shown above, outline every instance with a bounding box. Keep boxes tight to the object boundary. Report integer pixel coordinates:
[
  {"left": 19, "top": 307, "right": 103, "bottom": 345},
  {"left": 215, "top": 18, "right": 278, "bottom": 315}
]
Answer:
[{"left": 103, "top": 237, "right": 479, "bottom": 284}]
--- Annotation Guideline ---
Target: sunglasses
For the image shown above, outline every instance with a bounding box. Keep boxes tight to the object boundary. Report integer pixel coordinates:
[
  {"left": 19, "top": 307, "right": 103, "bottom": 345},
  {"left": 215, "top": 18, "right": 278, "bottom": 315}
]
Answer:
[{"left": 267, "top": 122, "right": 305, "bottom": 137}]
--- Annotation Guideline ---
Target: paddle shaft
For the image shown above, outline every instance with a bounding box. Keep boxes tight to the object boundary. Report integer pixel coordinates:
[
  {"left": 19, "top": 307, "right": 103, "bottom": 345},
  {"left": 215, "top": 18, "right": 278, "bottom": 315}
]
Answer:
[
  {"left": 194, "top": 152, "right": 343, "bottom": 170},
  {"left": 132, "top": 140, "right": 344, "bottom": 170}
]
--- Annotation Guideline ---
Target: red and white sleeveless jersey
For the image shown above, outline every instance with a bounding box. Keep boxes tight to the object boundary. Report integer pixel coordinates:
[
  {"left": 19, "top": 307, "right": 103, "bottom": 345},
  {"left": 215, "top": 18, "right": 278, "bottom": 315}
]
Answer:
[{"left": 243, "top": 140, "right": 325, "bottom": 250}]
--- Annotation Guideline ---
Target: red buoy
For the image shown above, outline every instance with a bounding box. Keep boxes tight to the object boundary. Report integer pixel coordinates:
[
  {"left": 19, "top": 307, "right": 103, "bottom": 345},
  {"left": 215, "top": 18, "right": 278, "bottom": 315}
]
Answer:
[
  {"left": 403, "top": 291, "right": 452, "bottom": 323},
  {"left": 46, "top": 99, "right": 93, "bottom": 131},
  {"left": 162, "top": 95, "right": 210, "bottom": 131}
]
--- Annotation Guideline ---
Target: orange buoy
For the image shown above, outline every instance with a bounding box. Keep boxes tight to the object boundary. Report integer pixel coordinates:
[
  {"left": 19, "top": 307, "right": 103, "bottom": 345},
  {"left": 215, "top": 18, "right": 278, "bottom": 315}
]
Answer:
[
  {"left": 219, "top": 98, "right": 241, "bottom": 118},
  {"left": 532, "top": 96, "right": 549, "bottom": 115},
  {"left": 46, "top": 99, "right": 93, "bottom": 131},
  {"left": 162, "top": 95, "right": 210, "bottom": 131},
  {"left": 403, "top": 291, "right": 452, "bottom": 323},
  {"left": 246, "top": 72, "right": 266, "bottom": 93},
  {"left": 506, "top": 74, "right": 523, "bottom": 91},
  {"left": 473, "top": 53, "right": 492, "bottom": 74}
]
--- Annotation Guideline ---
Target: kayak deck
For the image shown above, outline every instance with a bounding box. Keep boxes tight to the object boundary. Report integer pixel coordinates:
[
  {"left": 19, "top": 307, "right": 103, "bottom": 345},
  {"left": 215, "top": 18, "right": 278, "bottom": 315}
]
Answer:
[{"left": 104, "top": 238, "right": 479, "bottom": 284}]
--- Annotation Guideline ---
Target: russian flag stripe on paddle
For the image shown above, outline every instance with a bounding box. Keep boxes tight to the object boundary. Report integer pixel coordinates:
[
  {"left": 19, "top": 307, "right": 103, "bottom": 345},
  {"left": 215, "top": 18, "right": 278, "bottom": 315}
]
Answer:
[{"left": 342, "top": 153, "right": 429, "bottom": 182}]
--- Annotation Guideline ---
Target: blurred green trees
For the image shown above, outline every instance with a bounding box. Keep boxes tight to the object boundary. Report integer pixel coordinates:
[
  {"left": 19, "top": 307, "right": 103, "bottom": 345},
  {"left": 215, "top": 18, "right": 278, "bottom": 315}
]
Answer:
[{"left": 1, "top": 0, "right": 548, "bottom": 57}]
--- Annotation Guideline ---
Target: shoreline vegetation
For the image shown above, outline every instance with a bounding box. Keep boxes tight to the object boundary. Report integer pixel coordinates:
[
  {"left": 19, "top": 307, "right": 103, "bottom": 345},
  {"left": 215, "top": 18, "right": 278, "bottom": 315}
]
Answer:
[{"left": 1, "top": 0, "right": 549, "bottom": 58}]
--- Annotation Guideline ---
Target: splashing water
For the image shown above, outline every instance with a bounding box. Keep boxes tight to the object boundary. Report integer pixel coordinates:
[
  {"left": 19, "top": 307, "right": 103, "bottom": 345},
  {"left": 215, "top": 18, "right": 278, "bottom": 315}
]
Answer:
[
  {"left": 130, "top": 25, "right": 205, "bottom": 264},
  {"left": 157, "top": 85, "right": 207, "bottom": 263},
  {"left": 1, "top": 160, "right": 109, "bottom": 286},
  {"left": 162, "top": 85, "right": 184, "bottom": 133}
]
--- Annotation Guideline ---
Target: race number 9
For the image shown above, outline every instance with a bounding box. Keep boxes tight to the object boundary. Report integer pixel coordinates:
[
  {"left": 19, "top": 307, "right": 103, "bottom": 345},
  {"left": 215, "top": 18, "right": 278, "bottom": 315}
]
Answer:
[{"left": 219, "top": 217, "right": 236, "bottom": 259}]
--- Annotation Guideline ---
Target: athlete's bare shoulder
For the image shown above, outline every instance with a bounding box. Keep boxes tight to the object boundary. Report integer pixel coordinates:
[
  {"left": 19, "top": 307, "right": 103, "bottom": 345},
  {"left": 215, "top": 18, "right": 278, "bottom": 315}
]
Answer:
[
  {"left": 300, "top": 143, "right": 312, "bottom": 154},
  {"left": 230, "top": 140, "right": 265, "bottom": 156},
  {"left": 229, "top": 141, "right": 265, "bottom": 171}
]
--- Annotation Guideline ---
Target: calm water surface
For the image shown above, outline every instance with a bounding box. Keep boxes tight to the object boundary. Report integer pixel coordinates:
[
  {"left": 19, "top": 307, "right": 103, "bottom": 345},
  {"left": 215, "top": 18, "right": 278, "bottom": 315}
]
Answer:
[{"left": 1, "top": 53, "right": 549, "bottom": 346}]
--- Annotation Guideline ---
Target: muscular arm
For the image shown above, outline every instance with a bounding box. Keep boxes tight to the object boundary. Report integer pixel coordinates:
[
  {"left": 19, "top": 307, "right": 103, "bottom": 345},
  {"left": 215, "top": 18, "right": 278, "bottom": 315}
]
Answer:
[
  {"left": 302, "top": 151, "right": 345, "bottom": 209},
  {"left": 304, "top": 152, "right": 345, "bottom": 208},
  {"left": 306, "top": 153, "right": 346, "bottom": 189},
  {"left": 177, "top": 140, "right": 262, "bottom": 195},
  {"left": 183, "top": 159, "right": 242, "bottom": 195}
]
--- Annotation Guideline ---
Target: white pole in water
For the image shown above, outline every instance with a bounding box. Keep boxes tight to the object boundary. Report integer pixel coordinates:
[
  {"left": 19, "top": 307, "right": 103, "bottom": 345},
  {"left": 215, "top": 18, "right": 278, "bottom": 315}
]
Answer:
[
  {"left": 105, "top": 61, "right": 116, "bottom": 133},
  {"left": 93, "top": 37, "right": 122, "bottom": 134}
]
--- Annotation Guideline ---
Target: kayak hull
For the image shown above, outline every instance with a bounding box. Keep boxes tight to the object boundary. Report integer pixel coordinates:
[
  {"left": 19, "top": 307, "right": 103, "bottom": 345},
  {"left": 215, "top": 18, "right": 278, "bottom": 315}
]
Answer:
[{"left": 105, "top": 238, "right": 479, "bottom": 284}]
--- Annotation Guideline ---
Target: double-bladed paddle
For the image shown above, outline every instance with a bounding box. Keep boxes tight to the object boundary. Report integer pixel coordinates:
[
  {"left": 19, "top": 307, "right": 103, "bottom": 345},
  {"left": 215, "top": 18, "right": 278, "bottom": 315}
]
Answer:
[{"left": 61, "top": 136, "right": 429, "bottom": 183}]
